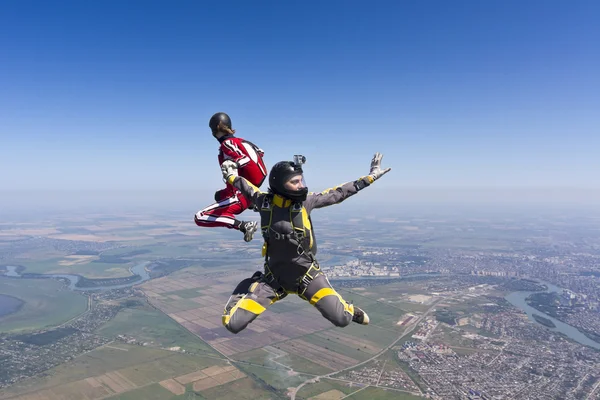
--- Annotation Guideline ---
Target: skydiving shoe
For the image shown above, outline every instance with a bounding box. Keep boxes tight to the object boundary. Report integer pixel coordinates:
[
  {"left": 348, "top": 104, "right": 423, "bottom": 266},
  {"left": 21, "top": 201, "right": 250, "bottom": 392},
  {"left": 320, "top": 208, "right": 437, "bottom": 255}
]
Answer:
[
  {"left": 241, "top": 221, "right": 259, "bottom": 242},
  {"left": 352, "top": 306, "right": 370, "bottom": 325}
]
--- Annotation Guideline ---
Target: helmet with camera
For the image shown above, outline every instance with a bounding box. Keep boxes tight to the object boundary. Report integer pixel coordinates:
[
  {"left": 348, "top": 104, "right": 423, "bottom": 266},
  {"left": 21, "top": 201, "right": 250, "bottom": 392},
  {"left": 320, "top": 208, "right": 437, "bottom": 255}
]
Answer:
[{"left": 269, "top": 155, "right": 308, "bottom": 202}]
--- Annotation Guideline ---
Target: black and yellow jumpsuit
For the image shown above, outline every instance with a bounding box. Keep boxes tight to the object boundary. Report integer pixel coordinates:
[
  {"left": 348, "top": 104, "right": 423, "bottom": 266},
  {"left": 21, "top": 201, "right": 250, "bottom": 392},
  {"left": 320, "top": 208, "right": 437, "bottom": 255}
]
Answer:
[{"left": 221, "top": 173, "right": 375, "bottom": 334}]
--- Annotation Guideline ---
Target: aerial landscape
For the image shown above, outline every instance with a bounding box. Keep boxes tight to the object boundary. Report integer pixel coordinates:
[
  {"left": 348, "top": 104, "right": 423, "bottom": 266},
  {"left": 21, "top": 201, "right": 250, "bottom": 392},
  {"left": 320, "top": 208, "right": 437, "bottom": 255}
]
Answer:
[
  {"left": 2, "top": 1, "right": 599, "bottom": 399},
  {"left": 1, "top": 205, "right": 600, "bottom": 399}
]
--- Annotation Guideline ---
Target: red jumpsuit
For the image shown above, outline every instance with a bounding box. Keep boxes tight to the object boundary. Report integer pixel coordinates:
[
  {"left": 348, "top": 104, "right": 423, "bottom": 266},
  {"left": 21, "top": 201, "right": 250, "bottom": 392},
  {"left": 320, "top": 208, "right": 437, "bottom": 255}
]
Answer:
[{"left": 194, "top": 135, "right": 267, "bottom": 230}]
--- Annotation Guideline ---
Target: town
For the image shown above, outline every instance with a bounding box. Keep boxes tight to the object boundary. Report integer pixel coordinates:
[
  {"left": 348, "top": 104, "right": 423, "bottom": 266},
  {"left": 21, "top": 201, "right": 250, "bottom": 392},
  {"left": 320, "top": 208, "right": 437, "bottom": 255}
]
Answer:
[
  {"left": 0, "top": 288, "right": 138, "bottom": 388},
  {"left": 320, "top": 241, "right": 600, "bottom": 349},
  {"left": 398, "top": 312, "right": 600, "bottom": 399}
]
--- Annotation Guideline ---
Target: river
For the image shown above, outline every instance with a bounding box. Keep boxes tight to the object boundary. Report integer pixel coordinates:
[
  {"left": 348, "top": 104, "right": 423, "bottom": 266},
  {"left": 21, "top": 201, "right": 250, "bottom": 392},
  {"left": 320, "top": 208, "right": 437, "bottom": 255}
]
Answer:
[
  {"left": 505, "top": 280, "right": 600, "bottom": 350},
  {"left": 331, "top": 270, "right": 600, "bottom": 350},
  {"left": 1, "top": 262, "right": 151, "bottom": 291},
  {"left": 3, "top": 262, "right": 598, "bottom": 349}
]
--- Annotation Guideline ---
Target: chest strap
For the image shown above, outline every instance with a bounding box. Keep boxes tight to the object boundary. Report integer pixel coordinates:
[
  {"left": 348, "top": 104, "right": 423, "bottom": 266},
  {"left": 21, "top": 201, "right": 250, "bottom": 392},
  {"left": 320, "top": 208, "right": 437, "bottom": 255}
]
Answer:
[{"left": 260, "top": 195, "right": 320, "bottom": 294}]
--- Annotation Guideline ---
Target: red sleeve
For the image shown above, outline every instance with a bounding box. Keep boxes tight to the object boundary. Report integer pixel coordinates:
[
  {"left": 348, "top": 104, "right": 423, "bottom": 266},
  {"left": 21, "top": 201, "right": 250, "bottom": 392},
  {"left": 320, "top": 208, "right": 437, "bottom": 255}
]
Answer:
[{"left": 220, "top": 138, "right": 252, "bottom": 168}]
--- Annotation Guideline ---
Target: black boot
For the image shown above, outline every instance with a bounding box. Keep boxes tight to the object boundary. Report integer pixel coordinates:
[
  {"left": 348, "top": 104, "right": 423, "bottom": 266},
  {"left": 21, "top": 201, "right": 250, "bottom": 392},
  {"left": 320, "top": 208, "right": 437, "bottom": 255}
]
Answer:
[{"left": 352, "top": 306, "right": 370, "bottom": 325}]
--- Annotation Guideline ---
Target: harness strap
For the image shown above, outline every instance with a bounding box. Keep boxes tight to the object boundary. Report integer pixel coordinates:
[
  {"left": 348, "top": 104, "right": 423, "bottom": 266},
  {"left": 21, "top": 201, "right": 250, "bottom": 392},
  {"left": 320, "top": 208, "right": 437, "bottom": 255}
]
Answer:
[
  {"left": 260, "top": 193, "right": 320, "bottom": 296},
  {"left": 265, "top": 228, "right": 305, "bottom": 241},
  {"left": 262, "top": 263, "right": 288, "bottom": 300},
  {"left": 297, "top": 263, "right": 321, "bottom": 299}
]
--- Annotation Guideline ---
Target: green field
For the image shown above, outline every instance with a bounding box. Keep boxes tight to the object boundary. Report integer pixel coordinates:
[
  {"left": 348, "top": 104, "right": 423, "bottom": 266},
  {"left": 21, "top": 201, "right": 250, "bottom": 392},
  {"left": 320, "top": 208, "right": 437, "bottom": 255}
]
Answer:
[
  {"left": 107, "top": 378, "right": 273, "bottom": 400},
  {"left": 97, "top": 247, "right": 155, "bottom": 257},
  {"left": 198, "top": 376, "right": 276, "bottom": 400},
  {"left": 14, "top": 257, "right": 135, "bottom": 278},
  {"left": 340, "top": 282, "right": 431, "bottom": 301},
  {"left": 281, "top": 353, "right": 334, "bottom": 376},
  {"left": 451, "top": 347, "right": 482, "bottom": 356},
  {"left": 158, "top": 296, "right": 209, "bottom": 311},
  {"left": 160, "top": 288, "right": 203, "bottom": 299},
  {"left": 233, "top": 347, "right": 332, "bottom": 376},
  {"left": 110, "top": 244, "right": 193, "bottom": 259},
  {"left": 54, "top": 261, "right": 137, "bottom": 278},
  {"left": 433, "top": 325, "right": 476, "bottom": 348},
  {"left": 236, "top": 363, "right": 312, "bottom": 393},
  {"left": 391, "top": 301, "right": 431, "bottom": 313},
  {"left": 11, "top": 240, "right": 206, "bottom": 278},
  {"left": 342, "top": 323, "right": 402, "bottom": 345},
  {"left": 0, "top": 278, "right": 88, "bottom": 333},
  {"left": 459, "top": 323, "right": 501, "bottom": 339},
  {"left": 357, "top": 302, "right": 407, "bottom": 330},
  {"left": 96, "top": 304, "right": 219, "bottom": 355},
  {"left": 295, "top": 378, "right": 357, "bottom": 399},
  {"left": 231, "top": 348, "right": 273, "bottom": 365},
  {"left": 0, "top": 344, "right": 232, "bottom": 400},
  {"left": 337, "top": 290, "right": 384, "bottom": 308},
  {"left": 7, "top": 258, "right": 65, "bottom": 274},
  {"left": 338, "top": 288, "right": 413, "bottom": 330},
  {"left": 106, "top": 383, "right": 182, "bottom": 400},
  {"left": 268, "top": 299, "right": 307, "bottom": 314},
  {"left": 232, "top": 347, "right": 330, "bottom": 376},
  {"left": 152, "top": 245, "right": 204, "bottom": 258},
  {"left": 345, "top": 386, "right": 423, "bottom": 399},
  {"left": 301, "top": 332, "right": 373, "bottom": 362}
]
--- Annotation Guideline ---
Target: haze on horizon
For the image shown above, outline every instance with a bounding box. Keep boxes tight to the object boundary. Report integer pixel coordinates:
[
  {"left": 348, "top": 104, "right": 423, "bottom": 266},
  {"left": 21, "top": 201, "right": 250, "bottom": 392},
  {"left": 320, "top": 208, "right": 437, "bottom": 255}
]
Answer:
[{"left": 2, "top": 187, "right": 600, "bottom": 220}]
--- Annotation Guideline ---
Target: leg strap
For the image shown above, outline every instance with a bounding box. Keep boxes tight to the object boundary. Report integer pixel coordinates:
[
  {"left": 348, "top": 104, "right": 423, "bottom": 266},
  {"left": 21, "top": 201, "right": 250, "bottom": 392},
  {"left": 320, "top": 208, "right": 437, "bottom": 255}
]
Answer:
[
  {"left": 262, "top": 264, "right": 288, "bottom": 300},
  {"left": 298, "top": 263, "right": 321, "bottom": 299}
]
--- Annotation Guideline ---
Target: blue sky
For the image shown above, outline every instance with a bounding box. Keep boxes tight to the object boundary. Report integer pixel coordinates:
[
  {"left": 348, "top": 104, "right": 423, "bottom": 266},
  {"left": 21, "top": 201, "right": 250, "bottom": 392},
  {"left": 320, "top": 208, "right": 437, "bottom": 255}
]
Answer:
[{"left": 1, "top": 0, "right": 599, "bottom": 208}]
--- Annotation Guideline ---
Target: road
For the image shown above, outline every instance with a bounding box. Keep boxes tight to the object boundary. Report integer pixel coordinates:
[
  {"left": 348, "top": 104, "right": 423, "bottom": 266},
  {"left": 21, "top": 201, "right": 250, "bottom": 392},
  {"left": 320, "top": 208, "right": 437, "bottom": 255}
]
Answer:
[{"left": 289, "top": 297, "right": 444, "bottom": 400}]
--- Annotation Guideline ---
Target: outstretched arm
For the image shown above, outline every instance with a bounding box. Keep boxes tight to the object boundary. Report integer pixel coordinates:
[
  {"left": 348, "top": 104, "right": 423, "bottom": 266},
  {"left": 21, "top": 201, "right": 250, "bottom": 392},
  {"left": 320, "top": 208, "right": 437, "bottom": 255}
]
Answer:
[
  {"left": 222, "top": 161, "right": 265, "bottom": 205},
  {"left": 304, "top": 152, "right": 391, "bottom": 211},
  {"left": 304, "top": 177, "right": 370, "bottom": 210}
]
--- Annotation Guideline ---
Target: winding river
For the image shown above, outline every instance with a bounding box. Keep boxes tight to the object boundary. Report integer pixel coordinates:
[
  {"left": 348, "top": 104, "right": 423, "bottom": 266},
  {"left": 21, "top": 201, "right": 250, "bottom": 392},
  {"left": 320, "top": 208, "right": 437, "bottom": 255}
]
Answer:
[
  {"left": 1, "top": 262, "right": 151, "bottom": 291},
  {"left": 504, "top": 280, "right": 600, "bottom": 350},
  {"left": 2, "top": 261, "right": 598, "bottom": 349}
]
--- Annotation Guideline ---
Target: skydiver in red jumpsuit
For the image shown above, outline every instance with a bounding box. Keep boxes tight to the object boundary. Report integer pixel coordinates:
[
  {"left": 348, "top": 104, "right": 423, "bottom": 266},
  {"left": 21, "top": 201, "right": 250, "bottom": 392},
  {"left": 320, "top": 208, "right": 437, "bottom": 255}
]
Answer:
[{"left": 194, "top": 112, "right": 267, "bottom": 242}]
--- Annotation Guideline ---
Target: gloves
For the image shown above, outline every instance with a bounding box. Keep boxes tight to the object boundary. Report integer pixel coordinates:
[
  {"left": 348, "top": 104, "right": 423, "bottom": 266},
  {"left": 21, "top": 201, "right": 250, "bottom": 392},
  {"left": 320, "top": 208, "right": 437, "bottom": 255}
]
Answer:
[
  {"left": 221, "top": 160, "right": 238, "bottom": 181},
  {"left": 368, "top": 152, "right": 391, "bottom": 181}
]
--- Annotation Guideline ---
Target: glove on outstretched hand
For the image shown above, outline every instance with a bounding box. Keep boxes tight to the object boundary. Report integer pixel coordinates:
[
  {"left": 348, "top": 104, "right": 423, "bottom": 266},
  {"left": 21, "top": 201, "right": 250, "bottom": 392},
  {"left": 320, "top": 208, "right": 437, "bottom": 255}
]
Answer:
[
  {"left": 221, "top": 160, "right": 238, "bottom": 181},
  {"left": 369, "top": 152, "right": 391, "bottom": 181}
]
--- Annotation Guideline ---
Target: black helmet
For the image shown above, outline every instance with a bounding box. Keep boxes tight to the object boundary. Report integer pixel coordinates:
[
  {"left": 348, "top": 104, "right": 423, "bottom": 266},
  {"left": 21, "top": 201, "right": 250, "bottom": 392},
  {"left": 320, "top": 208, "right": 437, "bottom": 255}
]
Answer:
[
  {"left": 209, "top": 112, "right": 232, "bottom": 134},
  {"left": 269, "top": 161, "right": 308, "bottom": 203}
]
